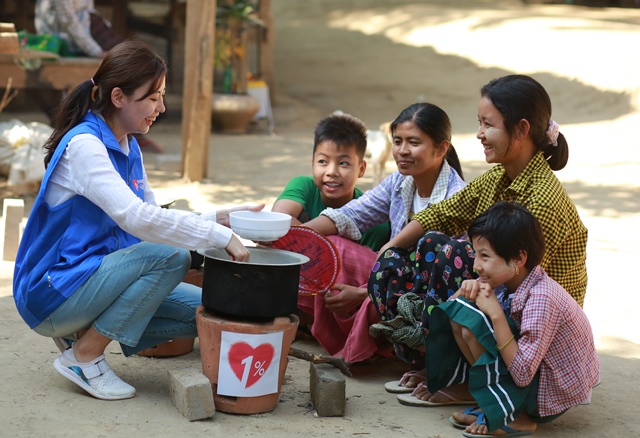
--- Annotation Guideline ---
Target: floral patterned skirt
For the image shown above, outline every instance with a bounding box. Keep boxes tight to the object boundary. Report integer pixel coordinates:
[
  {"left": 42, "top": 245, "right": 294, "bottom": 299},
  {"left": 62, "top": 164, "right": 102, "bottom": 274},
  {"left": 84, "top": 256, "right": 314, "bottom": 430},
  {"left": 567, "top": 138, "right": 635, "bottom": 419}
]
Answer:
[{"left": 367, "top": 231, "right": 476, "bottom": 363}]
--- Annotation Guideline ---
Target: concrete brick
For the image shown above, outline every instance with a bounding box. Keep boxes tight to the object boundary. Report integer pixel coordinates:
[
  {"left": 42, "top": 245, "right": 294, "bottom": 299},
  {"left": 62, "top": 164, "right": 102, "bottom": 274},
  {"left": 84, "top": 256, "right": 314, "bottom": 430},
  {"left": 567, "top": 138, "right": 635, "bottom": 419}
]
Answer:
[
  {"left": 168, "top": 367, "right": 216, "bottom": 421},
  {"left": 309, "top": 362, "right": 346, "bottom": 417},
  {"left": 2, "top": 198, "right": 24, "bottom": 261}
]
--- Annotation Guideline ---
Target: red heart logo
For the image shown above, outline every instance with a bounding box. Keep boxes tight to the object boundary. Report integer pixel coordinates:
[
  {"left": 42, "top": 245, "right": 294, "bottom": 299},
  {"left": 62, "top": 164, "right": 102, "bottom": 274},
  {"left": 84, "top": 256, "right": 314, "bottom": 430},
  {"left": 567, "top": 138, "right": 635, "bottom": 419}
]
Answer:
[{"left": 228, "top": 342, "right": 275, "bottom": 388}]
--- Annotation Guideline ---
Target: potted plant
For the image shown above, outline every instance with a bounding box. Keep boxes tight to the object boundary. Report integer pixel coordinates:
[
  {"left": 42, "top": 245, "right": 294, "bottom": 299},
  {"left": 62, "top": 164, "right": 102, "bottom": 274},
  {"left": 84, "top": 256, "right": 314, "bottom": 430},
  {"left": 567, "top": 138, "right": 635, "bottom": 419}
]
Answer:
[{"left": 211, "top": 0, "right": 265, "bottom": 133}]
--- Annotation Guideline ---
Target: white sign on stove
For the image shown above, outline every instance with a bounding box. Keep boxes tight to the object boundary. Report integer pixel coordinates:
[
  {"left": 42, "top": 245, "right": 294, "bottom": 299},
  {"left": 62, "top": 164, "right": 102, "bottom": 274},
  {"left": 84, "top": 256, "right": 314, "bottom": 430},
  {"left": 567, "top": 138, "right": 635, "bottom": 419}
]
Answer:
[{"left": 217, "top": 330, "right": 283, "bottom": 397}]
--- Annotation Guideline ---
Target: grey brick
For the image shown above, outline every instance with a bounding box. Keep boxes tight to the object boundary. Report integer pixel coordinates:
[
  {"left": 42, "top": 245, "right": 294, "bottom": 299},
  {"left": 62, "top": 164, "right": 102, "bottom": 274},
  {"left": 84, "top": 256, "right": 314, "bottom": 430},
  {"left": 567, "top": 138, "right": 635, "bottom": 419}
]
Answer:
[
  {"left": 168, "top": 367, "right": 216, "bottom": 421},
  {"left": 309, "top": 362, "right": 346, "bottom": 417}
]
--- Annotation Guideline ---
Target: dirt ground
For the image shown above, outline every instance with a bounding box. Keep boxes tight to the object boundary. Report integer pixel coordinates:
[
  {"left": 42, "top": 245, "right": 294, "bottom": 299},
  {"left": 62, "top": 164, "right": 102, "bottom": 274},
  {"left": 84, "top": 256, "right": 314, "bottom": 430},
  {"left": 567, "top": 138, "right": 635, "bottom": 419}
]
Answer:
[{"left": 1, "top": 0, "right": 639, "bottom": 437}]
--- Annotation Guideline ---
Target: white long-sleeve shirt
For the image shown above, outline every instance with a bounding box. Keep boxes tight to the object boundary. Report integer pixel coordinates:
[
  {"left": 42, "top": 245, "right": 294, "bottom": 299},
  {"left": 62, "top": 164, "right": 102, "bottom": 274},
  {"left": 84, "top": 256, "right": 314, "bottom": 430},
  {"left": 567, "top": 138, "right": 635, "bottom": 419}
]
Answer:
[{"left": 46, "top": 133, "right": 232, "bottom": 250}]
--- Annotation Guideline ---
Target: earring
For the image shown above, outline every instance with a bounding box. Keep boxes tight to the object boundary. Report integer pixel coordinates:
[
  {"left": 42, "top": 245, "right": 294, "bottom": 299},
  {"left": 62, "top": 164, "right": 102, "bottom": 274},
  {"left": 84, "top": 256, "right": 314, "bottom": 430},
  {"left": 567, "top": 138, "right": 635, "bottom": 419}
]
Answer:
[{"left": 515, "top": 266, "right": 520, "bottom": 275}]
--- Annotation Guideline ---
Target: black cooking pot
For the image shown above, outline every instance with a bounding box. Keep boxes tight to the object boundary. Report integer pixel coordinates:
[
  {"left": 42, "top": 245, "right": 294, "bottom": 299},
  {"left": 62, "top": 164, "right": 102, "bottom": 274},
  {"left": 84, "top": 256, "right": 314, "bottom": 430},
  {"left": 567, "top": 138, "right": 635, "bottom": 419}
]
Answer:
[{"left": 198, "top": 247, "right": 309, "bottom": 319}]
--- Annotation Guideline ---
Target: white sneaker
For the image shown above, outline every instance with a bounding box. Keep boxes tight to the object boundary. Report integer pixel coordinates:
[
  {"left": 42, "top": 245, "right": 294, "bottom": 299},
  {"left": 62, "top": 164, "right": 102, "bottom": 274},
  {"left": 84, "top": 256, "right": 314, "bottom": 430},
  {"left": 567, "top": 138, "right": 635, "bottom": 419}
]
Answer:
[{"left": 53, "top": 349, "right": 136, "bottom": 400}]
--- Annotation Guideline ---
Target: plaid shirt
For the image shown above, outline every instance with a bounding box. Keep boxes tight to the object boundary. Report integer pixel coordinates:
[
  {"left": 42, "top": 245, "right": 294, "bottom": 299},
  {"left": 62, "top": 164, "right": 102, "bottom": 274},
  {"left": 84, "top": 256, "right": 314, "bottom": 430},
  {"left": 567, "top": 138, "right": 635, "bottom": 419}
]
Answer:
[
  {"left": 322, "top": 161, "right": 466, "bottom": 240},
  {"left": 413, "top": 152, "right": 588, "bottom": 307},
  {"left": 509, "top": 266, "right": 600, "bottom": 417}
]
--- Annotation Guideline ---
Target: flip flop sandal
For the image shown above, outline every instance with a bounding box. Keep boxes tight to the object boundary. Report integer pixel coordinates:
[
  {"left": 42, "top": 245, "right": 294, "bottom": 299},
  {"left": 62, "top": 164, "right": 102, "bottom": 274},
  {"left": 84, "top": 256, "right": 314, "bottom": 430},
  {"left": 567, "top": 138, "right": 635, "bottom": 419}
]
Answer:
[
  {"left": 461, "top": 413, "right": 534, "bottom": 437},
  {"left": 384, "top": 380, "right": 415, "bottom": 393},
  {"left": 384, "top": 370, "right": 426, "bottom": 393},
  {"left": 397, "top": 389, "right": 475, "bottom": 407},
  {"left": 449, "top": 406, "right": 482, "bottom": 429}
]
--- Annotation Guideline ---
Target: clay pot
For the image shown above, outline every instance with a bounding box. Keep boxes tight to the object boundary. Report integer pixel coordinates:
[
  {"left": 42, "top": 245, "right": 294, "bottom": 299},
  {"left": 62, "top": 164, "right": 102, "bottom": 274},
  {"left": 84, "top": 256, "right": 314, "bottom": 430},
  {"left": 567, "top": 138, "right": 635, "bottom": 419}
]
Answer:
[
  {"left": 183, "top": 267, "right": 204, "bottom": 286},
  {"left": 196, "top": 306, "right": 299, "bottom": 414},
  {"left": 136, "top": 338, "right": 195, "bottom": 357},
  {"left": 211, "top": 93, "right": 260, "bottom": 134}
]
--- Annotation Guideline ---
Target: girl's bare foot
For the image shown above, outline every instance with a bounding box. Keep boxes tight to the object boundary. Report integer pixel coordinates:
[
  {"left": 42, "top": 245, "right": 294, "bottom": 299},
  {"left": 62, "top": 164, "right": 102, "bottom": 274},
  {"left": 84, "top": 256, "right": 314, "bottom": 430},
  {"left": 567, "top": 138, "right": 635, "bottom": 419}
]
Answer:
[
  {"left": 451, "top": 406, "right": 483, "bottom": 427},
  {"left": 410, "top": 381, "right": 432, "bottom": 399},
  {"left": 400, "top": 369, "right": 426, "bottom": 388},
  {"left": 464, "top": 412, "right": 537, "bottom": 436},
  {"left": 384, "top": 369, "right": 426, "bottom": 392},
  {"left": 411, "top": 382, "right": 473, "bottom": 403}
]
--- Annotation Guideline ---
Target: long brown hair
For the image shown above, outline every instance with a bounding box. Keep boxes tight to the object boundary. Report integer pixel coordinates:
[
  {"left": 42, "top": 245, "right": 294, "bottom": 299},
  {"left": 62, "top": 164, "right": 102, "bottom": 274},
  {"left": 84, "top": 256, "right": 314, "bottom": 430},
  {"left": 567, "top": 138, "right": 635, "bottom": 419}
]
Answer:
[
  {"left": 391, "top": 102, "right": 464, "bottom": 180},
  {"left": 481, "top": 75, "right": 568, "bottom": 171},
  {"left": 43, "top": 40, "right": 167, "bottom": 167}
]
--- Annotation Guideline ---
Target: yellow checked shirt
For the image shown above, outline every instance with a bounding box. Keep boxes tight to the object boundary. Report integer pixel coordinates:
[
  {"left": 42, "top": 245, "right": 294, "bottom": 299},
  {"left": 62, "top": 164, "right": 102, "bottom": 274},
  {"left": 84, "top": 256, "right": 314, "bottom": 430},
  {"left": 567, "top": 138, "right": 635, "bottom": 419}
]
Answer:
[{"left": 413, "top": 152, "right": 588, "bottom": 307}]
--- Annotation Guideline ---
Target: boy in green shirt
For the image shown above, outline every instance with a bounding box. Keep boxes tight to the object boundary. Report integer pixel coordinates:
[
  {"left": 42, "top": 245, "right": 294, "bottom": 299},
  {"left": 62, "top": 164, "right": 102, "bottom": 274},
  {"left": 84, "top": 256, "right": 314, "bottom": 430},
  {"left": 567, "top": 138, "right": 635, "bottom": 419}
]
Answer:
[{"left": 273, "top": 113, "right": 390, "bottom": 251}]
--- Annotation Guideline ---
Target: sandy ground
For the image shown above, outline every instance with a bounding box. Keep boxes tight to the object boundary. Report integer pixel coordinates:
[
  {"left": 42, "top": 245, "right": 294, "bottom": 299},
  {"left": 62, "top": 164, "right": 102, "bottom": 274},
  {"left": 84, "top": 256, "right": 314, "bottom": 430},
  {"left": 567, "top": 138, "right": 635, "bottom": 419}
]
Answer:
[{"left": 1, "top": 0, "right": 640, "bottom": 436}]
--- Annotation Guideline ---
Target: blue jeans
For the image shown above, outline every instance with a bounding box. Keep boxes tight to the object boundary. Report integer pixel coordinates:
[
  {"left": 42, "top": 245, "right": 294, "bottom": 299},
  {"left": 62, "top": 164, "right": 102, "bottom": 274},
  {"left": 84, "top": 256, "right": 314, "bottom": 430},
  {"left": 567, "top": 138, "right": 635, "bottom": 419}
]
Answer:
[{"left": 33, "top": 242, "right": 199, "bottom": 356}]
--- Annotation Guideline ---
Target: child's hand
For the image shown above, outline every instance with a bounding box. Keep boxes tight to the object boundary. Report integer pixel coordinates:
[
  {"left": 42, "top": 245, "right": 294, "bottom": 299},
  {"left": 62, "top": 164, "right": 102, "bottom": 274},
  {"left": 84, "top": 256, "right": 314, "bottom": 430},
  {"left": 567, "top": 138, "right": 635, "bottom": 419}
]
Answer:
[
  {"left": 474, "top": 289, "right": 503, "bottom": 320},
  {"left": 456, "top": 279, "right": 475, "bottom": 300},
  {"left": 450, "top": 281, "right": 472, "bottom": 300},
  {"left": 460, "top": 280, "right": 494, "bottom": 302},
  {"left": 324, "top": 285, "right": 366, "bottom": 316},
  {"left": 458, "top": 280, "right": 503, "bottom": 321},
  {"left": 457, "top": 279, "right": 493, "bottom": 302}
]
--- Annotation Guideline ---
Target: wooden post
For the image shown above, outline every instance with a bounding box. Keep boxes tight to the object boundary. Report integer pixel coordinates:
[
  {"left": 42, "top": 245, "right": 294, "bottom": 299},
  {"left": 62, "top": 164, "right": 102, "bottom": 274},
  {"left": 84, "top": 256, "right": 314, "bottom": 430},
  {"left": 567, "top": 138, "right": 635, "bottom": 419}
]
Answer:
[
  {"left": 181, "top": 0, "right": 216, "bottom": 182},
  {"left": 259, "top": 0, "right": 275, "bottom": 103}
]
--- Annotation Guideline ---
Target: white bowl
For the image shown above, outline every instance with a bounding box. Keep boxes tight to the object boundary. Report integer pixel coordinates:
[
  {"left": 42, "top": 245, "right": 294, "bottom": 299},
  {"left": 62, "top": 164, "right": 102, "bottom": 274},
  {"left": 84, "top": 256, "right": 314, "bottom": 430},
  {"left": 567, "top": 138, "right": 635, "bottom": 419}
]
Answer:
[{"left": 229, "top": 211, "right": 292, "bottom": 241}]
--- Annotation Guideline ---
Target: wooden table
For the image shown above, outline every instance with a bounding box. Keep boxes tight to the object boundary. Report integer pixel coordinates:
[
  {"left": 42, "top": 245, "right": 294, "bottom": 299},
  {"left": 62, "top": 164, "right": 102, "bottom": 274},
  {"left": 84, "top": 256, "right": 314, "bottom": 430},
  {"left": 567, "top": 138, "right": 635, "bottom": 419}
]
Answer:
[
  {"left": 0, "top": 53, "right": 101, "bottom": 91},
  {"left": 0, "top": 51, "right": 101, "bottom": 116}
]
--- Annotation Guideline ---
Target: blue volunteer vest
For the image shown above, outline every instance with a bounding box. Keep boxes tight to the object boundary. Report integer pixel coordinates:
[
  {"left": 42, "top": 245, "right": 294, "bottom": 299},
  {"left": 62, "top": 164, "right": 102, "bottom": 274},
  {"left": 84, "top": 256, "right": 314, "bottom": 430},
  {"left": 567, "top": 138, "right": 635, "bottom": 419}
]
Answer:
[{"left": 13, "top": 112, "right": 144, "bottom": 328}]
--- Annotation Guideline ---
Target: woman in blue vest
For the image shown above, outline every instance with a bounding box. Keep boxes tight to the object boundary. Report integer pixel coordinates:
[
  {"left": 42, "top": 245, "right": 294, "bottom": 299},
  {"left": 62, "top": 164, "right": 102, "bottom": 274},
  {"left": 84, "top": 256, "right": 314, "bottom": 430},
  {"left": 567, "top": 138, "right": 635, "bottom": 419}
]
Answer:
[{"left": 13, "top": 40, "right": 260, "bottom": 401}]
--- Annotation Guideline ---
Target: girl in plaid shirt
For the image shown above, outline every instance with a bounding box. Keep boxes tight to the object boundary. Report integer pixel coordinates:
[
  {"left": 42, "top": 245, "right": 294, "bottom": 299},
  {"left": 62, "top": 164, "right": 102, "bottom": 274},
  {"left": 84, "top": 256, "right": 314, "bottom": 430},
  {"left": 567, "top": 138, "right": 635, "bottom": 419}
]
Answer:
[{"left": 427, "top": 202, "right": 599, "bottom": 437}]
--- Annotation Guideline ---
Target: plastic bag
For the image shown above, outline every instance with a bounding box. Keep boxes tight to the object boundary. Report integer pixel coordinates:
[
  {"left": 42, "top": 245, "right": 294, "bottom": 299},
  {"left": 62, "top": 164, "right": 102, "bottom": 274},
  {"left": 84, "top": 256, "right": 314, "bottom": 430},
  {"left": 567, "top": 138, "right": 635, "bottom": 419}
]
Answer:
[
  {"left": 17, "top": 30, "right": 67, "bottom": 55},
  {"left": 0, "top": 119, "right": 52, "bottom": 194}
]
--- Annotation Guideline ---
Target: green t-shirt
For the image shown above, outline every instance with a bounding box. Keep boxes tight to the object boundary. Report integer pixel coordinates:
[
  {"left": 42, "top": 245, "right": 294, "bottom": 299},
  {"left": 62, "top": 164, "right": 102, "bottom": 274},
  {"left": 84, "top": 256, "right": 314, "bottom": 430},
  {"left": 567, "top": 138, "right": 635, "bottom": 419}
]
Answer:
[{"left": 276, "top": 176, "right": 391, "bottom": 251}]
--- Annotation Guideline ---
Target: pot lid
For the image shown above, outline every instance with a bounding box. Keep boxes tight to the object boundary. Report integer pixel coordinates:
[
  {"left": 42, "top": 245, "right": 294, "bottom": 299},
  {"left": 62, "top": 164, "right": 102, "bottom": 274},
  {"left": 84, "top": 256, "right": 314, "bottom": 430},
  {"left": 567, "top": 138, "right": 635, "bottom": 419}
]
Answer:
[{"left": 272, "top": 226, "right": 341, "bottom": 296}]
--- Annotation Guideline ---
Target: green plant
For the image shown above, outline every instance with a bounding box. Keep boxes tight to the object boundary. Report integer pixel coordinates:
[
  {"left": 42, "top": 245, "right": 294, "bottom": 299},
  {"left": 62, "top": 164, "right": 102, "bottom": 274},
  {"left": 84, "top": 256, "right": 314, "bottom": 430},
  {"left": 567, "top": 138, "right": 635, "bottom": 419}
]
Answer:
[
  {"left": 216, "top": 0, "right": 264, "bottom": 26},
  {"left": 214, "top": 0, "right": 265, "bottom": 93},
  {"left": 214, "top": 0, "right": 265, "bottom": 94}
]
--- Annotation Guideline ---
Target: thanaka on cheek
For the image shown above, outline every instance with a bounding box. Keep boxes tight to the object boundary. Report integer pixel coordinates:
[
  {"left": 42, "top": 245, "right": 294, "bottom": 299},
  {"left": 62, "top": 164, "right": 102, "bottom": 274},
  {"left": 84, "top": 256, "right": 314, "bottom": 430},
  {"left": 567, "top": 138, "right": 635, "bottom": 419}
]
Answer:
[{"left": 484, "top": 127, "right": 503, "bottom": 143}]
